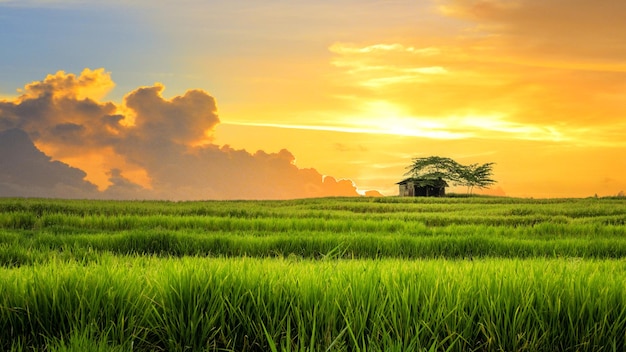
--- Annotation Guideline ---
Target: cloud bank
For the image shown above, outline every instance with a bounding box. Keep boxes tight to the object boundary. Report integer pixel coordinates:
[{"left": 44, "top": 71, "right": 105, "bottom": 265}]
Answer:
[
  {"left": 0, "top": 128, "right": 98, "bottom": 198},
  {"left": 0, "top": 68, "right": 364, "bottom": 200}
]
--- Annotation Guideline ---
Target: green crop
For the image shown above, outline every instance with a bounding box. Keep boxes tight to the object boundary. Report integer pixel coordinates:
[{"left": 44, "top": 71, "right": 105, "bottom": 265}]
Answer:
[
  {"left": 0, "top": 197, "right": 625, "bottom": 264},
  {"left": 2, "top": 257, "right": 626, "bottom": 351},
  {"left": 1, "top": 196, "right": 626, "bottom": 350}
]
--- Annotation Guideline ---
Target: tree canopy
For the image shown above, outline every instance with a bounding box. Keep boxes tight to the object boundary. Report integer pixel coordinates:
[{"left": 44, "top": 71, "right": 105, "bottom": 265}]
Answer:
[{"left": 405, "top": 156, "right": 496, "bottom": 195}]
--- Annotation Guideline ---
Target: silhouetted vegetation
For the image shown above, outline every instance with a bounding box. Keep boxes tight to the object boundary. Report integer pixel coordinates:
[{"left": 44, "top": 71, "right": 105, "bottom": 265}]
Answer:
[{"left": 405, "top": 156, "right": 496, "bottom": 194}]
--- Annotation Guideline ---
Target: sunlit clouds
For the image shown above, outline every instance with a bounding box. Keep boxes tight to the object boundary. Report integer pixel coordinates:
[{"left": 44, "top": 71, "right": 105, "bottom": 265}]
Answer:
[
  {"left": 1, "top": 0, "right": 625, "bottom": 198},
  {"left": 0, "top": 70, "right": 364, "bottom": 199},
  {"left": 215, "top": 0, "right": 625, "bottom": 197},
  {"left": 324, "top": 36, "right": 626, "bottom": 148}
]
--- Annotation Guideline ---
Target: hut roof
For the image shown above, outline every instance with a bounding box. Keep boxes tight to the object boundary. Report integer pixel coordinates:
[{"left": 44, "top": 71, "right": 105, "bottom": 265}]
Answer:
[{"left": 397, "top": 177, "right": 449, "bottom": 187}]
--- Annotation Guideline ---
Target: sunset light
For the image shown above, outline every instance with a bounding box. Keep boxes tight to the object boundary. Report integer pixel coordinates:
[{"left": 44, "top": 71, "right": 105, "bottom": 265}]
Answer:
[
  {"left": 1, "top": 0, "right": 625, "bottom": 199},
  {"left": 0, "top": 0, "right": 626, "bottom": 352},
  {"left": 4, "top": 2, "right": 626, "bottom": 350}
]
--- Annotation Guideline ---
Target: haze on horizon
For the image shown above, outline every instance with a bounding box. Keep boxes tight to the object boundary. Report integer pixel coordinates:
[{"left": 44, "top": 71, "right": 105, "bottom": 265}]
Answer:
[{"left": 1, "top": 0, "right": 625, "bottom": 199}]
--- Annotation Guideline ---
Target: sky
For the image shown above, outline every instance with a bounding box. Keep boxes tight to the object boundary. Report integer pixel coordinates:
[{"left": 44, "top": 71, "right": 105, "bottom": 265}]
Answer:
[{"left": 1, "top": 0, "right": 625, "bottom": 199}]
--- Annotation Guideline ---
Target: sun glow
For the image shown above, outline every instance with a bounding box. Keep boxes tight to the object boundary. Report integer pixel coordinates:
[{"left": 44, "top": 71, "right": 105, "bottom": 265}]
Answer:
[
  {"left": 346, "top": 100, "right": 467, "bottom": 139},
  {"left": 226, "top": 101, "right": 581, "bottom": 144},
  {"left": 227, "top": 101, "right": 466, "bottom": 139}
]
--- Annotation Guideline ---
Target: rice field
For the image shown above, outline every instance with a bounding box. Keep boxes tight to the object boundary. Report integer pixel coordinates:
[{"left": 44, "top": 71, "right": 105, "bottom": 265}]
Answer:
[{"left": 1, "top": 196, "right": 625, "bottom": 351}]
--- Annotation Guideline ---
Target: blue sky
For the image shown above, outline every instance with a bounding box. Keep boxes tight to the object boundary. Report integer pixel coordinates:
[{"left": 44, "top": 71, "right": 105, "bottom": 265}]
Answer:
[
  {"left": 0, "top": 2, "right": 169, "bottom": 100},
  {"left": 0, "top": 0, "right": 443, "bottom": 102}
]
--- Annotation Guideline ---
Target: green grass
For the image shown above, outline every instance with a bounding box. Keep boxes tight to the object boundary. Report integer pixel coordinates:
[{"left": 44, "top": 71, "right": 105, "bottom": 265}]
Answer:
[
  {"left": 1, "top": 196, "right": 626, "bottom": 351},
  {"left": 0, "top": 197, "right": 625, "bottom": 264},
  {"left": 2, "top": 256, "right": 626, "bottom": 351}
]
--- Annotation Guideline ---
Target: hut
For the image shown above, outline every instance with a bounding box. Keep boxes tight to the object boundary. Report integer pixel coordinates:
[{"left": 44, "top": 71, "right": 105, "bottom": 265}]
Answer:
[{"left": 397, "top": 177, "right": 448, "bottom": 197}]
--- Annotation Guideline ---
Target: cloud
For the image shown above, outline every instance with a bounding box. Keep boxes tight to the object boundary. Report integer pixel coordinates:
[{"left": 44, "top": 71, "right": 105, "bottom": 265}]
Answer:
[
  {"left": 0, "top": 128, "right": 98, "bottom": 198},
  {"left": 364, "top": 190, "right": 384, "bottom": 197},
  {"left": 123, "top": 84, "right": 219, "bottom": 145},
  {"left": 327, "top": 6, "right": 626, "bottom": 146},
  {"left": 17, "top": 68, "right": 115, "bottom": 101},
  {"left": 329, "top": 42, "right": 449, "bottom": 89},
  {"left": 0, "top": 68, "right": 120, "bottom": 156},
  {"left": 0, "top": 69, "right": 363, "bottom": 200}
]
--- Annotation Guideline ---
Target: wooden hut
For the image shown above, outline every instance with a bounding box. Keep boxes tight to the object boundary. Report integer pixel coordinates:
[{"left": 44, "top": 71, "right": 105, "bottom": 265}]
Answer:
[{"left": 397, "top": 177, "right": 448, "bottom": 197}]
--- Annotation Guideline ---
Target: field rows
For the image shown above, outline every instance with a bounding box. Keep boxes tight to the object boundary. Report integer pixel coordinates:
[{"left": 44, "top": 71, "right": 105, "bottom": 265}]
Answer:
[
  {"left": 0, "top": 197, "right": 625, "bottom": 265},
  {"left": 2, "top": 196, "right": 625, "bottom": 219},
  {"left": 1, "top": 196, "right": 626, "bottom": 351}
]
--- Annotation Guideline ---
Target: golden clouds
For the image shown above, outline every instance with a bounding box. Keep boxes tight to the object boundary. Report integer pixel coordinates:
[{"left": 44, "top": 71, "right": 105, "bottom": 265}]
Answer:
[
  {"left": 327, "top": 42, "right": 577, "bottom": 143},
  {"left": 124, "top": 84, "right": 219, "bottom": 146},
  {"left": 161, "top": 0, "right": 626, "bottom": 198},
  {"left": 18, "top": 68, "right": 115, "bottom": 101},
  {"left": 327, "top": 35, "right": 626, "bottom": 146},
  {"left": 0, "top": 69, "right": 364, "bottom": 199},
  {"left": 284, "top": 1, "right": 625, "bottom": 198},
  {"left": 1, "top": 68, "right": 119, "bottom": 156},
  {"left": 330, "top": 43, "right": 449, "bottom": 89}
]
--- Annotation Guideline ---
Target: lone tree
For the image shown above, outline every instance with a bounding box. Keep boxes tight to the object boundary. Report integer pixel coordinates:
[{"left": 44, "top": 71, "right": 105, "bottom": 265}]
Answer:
[
  {"left": 405, "top": 156, "right": 496, "bottom": 195},
  {"left": 404, "top": 156, "right": 459, "bottom": 182},
  {"left": 456, "top": 162, "right": 496, "bottom": 195}
]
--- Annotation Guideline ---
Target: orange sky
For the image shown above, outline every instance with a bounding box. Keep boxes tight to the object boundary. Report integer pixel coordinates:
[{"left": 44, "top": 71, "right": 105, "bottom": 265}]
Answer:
[
  {"left": 205, "top": 0, "right": 626, "bottom": 197},
  {"left": 1, "top": 0, "right": 625, "bottom": 198}
]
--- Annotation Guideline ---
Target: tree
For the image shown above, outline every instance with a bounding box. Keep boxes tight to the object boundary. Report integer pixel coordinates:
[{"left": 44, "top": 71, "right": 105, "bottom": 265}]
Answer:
[
  {"left": 404, "top": 156, "right": 461, "bottom": 183},
  {"left": 455, "top": 162, "right": 496, "bottom": 195},
  {"left": 404, "top": 156, "right": 496, "bottom": 195}
]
